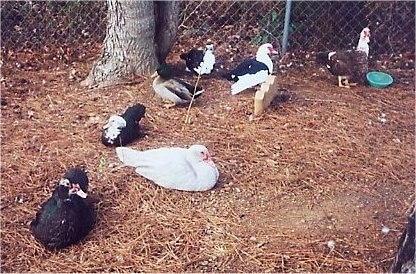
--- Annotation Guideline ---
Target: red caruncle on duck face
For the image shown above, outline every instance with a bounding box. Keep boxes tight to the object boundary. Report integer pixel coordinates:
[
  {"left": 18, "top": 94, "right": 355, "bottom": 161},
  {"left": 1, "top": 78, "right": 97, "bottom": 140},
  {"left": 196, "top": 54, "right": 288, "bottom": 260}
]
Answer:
[{"left": 268, "top": 46, "right": 278, "bottom": 55}]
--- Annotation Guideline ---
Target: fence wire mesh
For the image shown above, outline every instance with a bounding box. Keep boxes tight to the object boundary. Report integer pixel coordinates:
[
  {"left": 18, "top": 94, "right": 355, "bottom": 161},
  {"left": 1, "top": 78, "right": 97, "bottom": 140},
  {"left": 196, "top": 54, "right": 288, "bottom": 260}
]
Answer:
[
  {"left": 1, "top": 1, "right": 107, "bottom": 61},
  {"left": 1, "top": 1, "right": 415, "bottom": 64}
]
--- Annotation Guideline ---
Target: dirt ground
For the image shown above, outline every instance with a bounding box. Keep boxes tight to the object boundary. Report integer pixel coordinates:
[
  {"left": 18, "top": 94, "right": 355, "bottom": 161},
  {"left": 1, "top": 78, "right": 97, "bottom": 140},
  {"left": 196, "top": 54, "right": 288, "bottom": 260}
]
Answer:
[{"left": 1, "top": 44, "right": 415, "bottom": 272}]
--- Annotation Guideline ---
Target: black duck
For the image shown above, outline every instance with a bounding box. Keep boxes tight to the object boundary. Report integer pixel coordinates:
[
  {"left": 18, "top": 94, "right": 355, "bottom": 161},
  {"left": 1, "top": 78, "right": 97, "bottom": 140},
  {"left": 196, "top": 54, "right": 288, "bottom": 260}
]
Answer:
[{"left": 30, "top": 168, "right": 95, "bottom": 250}]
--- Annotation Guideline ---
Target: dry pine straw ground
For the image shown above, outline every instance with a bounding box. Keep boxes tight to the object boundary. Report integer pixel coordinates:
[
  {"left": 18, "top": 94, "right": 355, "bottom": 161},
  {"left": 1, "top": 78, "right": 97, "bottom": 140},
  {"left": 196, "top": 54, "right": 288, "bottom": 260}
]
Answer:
[{"left": 0, "top": 48, "right": 415, "bottom": 272}]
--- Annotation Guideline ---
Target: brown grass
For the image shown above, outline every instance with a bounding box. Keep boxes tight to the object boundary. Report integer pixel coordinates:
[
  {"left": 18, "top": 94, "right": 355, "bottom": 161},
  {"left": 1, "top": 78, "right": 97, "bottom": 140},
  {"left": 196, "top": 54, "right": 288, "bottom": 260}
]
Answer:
[{"left": 1, "top": 46, "right": 414, "bottom": 272}]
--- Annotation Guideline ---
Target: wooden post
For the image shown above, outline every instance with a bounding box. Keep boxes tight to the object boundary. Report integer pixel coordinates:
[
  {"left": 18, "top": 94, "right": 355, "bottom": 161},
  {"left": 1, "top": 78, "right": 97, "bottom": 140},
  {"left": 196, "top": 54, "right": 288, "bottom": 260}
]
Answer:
[{"left": 254, "top": 75, "right": 279, "bottom": 116}]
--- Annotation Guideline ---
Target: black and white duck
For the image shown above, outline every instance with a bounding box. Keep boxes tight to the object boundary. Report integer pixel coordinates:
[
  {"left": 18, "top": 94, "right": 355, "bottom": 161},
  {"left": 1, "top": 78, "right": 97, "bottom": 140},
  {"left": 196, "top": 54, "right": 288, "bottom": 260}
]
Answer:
[
  {"left": 222, "top": 43, "right": 278, "bottom": 95},
  {"left": 316, "top": 27, "right": 371, "bottom": 88},
  {"left": 151, "top": 63, "right": 204, "bottom": 108},
  {"left": 102, "top": 103, "right": 146, "bottom": 147},
  {"left": 30, "top": 168, "right": 95, "bottom": 250},
  {"left": 180, "top": 41, "right": 216, "bottom": 75}
]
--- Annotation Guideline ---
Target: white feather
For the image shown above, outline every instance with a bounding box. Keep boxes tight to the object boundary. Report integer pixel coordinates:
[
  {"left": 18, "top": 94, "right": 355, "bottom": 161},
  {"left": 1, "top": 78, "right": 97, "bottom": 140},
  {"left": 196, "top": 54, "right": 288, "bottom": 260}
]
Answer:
[
  {"left": 193, "top": 47, "right": 216, "bottom": 75},
  {"left": 102, "top": 115, "right": 126, "bottom": 144},
  {"left": 356, "top": 27, "right": 370, "bottom": 56},
  {"left": 231, "top": 70, "right": 269, "bottom": 95}
]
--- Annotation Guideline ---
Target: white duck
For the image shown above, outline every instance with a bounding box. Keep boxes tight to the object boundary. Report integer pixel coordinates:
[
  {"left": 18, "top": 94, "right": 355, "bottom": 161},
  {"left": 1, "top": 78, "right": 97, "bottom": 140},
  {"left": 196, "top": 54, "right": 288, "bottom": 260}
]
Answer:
[
  {"left": 223, "top": 43, "right": 278, "bottom": 95},
  {"left": 116, "top": 144, "right": 219, "bottom": 192}
]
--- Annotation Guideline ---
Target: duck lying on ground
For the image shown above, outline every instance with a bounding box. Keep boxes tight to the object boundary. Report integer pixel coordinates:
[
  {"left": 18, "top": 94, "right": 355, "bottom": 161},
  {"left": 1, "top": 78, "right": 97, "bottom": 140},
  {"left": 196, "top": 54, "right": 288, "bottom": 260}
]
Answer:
[
  {"left": 116, "top": 144, "right": 219, "bottom": 192},
  {"left": 102, "top": 103, "right": 146, "bottom": 147},
  {"left": 151, "top": 63, "right": 204, "bottom": 108},
  {"left": 30, "top": 168, "right": 95, "bottom": 250}
]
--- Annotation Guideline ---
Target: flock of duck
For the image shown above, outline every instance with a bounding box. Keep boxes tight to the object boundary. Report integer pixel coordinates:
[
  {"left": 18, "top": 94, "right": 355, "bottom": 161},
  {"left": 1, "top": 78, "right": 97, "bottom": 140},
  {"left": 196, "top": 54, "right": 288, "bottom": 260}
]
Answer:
[
  {"left": 31, "top": 27, "right": 412, "bottom": 267},
  {"left": 30, "top": 39, "right": 290, "bottom": 249}
]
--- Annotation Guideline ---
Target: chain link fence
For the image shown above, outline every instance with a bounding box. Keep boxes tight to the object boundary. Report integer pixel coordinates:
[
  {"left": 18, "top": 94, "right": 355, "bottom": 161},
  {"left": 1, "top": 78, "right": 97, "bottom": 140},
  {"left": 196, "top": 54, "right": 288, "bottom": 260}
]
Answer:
[
  {"left": 1, "top": 1, "right": 414, "bottom": 64},
  {"left": 1, "top": 1, "right": 107, "bottom": 62}
]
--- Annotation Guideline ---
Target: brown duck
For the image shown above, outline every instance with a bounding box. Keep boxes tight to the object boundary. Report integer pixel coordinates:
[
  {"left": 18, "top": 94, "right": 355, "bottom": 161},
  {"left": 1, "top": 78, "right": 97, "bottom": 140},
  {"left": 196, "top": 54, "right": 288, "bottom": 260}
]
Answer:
[{"left": 316, "top": 27, "right": 371, "bottom": 88}]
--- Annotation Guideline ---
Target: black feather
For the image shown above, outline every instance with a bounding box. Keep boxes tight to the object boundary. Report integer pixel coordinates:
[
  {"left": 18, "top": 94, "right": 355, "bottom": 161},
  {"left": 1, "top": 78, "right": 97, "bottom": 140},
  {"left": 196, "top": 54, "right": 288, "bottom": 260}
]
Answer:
[
  {"left": 30, "top": 168, "right": 95, "bottom": 250},
  {"left": 222, "top": 58, "right": 269, "bottom": 82},
  {"left": 316, "top": 51, "right": 332, "bottom": 65},
  {"left": 180, "top": 49, "right": 204, "bottom": 75},
  {"left": 316, "top": 50, "right": 368, "bottom": 83}
]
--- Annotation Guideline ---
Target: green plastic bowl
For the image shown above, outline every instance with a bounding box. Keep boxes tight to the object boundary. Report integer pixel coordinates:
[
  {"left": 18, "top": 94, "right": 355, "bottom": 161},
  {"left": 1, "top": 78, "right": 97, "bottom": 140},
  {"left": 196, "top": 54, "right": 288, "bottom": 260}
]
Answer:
[{"left": 366, "top": 71, "right": 393, "bottom": 88}]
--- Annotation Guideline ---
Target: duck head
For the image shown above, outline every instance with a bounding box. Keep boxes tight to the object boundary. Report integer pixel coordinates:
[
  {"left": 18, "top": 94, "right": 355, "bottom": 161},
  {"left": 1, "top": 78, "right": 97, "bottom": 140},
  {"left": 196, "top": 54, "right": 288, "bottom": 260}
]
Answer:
[
  {"left": 60, "top": 169, "right": 88, "bottom": 199},
  {"left": 357, "top": 27, "right": 370, "bottom": 56},
  {"left": 58, "top": 177, "right": 87, "bottom": 200},
  {"left": 151, "top": 63, "right": 173, "bottom": 79},
  {"left": 68, "top": 182, "right": 87, "bottom": 198},
  {"left": 57, "top": 179, "right": 71, "bottom": 200},
  {"left": 257, "top": 43, "right": 279, "bottom": 57},
  {"left": 205, "top": 41, "right": 214, "bottom": 52},
  {"left": 63, "top": 168, "right": 89, "bottom": 194},
  {"left": 187, "top": 145, "right": 214, "bottom": 165}
]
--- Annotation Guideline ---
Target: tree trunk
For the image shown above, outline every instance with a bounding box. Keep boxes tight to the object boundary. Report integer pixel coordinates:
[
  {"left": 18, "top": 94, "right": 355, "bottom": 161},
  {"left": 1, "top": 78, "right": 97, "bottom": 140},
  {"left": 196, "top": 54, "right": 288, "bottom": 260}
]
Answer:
[
  {"left": 82, "top": 0, "right": 180, "bottom": 88},
  {"left": 154, "top": 1, "right": 181, "bottom": 64}
]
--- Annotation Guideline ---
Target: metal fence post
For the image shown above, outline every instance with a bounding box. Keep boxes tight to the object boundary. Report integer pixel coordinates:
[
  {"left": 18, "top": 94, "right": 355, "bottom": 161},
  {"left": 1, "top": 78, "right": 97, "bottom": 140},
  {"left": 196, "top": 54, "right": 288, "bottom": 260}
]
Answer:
[{"left": 282, "top": 0, "right": 292, "bottom": 54}]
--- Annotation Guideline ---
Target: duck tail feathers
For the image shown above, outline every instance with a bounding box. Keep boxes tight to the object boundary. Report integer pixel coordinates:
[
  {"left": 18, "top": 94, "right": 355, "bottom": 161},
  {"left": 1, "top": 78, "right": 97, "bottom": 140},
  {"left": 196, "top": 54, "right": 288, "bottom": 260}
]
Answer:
[
  {"left": 221, "top": 72, "right": 234, "bottom": 81},
  {"left": 194, "top": 88, "right": 205, "bottom": 96},
  {"left": 116, "top": 147, "right": 142, "bottom": 167}
]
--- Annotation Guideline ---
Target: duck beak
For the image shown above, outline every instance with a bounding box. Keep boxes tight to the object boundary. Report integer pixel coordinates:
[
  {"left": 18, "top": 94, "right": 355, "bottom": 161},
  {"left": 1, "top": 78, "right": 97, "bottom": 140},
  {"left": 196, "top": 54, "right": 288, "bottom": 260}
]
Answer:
[
  {"left": 151, "top": 71, "right": 159, "bottom": 78},
  {"left": 70, "top": 183, "right": 87, "bottom": 198}
]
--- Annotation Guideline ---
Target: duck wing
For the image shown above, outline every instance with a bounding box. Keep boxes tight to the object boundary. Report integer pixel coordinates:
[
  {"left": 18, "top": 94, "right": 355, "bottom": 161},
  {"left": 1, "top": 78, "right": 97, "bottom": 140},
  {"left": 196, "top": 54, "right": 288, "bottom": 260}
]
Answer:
[
  {"left": 70, "top": 196, "right": 95, "bottom": 238},
  {"left": 116, "top": 147, "right": 201, "bottom": 190},
  {"left": 119, "top": 104, "right": 146, "bottom": 144},
  {"left": 330, "top": 51, "right": 356, "bottom": 76},
  {"left": 317, "top": 50, "right": 368, "bottom": 82},
  {"left": 223, "top": 58, "right": 269, "bottom": 82},
  {"left": 30, "top": 197, "right": 89, "bottom": 249},
  {"left": 162, "top": 78, "right": 204, "bottom": 101}
]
